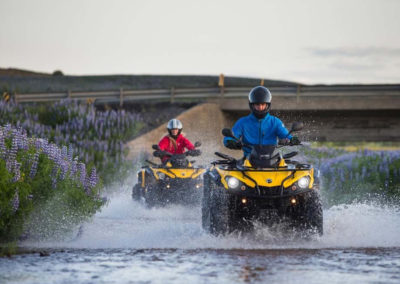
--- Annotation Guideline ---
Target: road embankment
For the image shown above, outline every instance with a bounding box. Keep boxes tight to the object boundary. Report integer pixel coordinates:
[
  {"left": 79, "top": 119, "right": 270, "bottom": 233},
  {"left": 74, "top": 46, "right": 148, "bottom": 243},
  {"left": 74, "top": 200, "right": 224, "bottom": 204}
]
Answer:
[{"left": 125, "top": 103, "right": 242, "bottom": 164}]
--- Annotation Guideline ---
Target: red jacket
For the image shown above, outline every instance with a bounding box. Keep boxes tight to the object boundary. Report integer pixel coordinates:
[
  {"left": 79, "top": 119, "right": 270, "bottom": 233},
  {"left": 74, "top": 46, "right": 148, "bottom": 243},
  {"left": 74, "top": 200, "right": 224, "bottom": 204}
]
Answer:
[{"left": 158, "top": 134, "right": 195, "bottom": 161}]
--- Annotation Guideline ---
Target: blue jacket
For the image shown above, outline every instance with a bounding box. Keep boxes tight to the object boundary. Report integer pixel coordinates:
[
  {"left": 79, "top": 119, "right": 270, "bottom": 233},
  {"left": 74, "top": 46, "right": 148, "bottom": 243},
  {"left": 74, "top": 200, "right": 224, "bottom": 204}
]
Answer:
[{"left": 223, "top": 113, "right": 292, "bottom": 156}]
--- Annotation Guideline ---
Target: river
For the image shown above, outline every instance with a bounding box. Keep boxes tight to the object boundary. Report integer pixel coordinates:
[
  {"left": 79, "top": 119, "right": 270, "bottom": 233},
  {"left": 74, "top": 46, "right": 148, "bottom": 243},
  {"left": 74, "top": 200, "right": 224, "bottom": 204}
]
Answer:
[{"left": 1, "top": 187, "right": 400, "bottom": 284}]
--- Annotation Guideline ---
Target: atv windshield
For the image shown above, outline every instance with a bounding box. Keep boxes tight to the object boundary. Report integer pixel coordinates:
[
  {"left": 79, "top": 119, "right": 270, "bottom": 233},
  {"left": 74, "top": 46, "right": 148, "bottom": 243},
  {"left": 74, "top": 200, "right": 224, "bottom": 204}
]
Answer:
[
  {"left": 164, "top": 154, "right": 189, "bottom": 168},
  {"left": 248, "top": 145, "right": 280, "bottom": 168}
]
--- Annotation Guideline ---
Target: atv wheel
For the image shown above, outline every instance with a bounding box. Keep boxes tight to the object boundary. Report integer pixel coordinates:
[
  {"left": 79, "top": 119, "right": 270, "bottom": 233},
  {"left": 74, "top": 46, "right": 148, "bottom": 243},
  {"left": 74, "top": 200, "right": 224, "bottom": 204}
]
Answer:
[
  {"left": 202, "top": 176, "right": 234, "bottom": 235},
  {"left": 144, "top": 185, "right": 159, "bottom": 208},
  {"left": 201, "top": 174, "right": 212, "bottom": 232},
  {"left": 297, "top": 190, "right": 323, "bottom": 236},
  {"left": 132, "top": 184, "right": 143, "bottom": 201}
]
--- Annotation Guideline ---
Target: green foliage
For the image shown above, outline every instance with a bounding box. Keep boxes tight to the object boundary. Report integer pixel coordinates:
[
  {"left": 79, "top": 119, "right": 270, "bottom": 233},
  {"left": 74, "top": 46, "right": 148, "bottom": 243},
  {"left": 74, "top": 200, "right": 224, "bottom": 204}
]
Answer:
[
  {"left": 36, "top": 103, "right": 78, "bottom": 128},
  {"left": 0, "top": 137, "right": 103, "bottom": 242},
  {"left": 24, "top": 178, "right": 103, "bottom": 240},
  {"left": 314, "top": 149, "right": 400, "bottom": 206}
]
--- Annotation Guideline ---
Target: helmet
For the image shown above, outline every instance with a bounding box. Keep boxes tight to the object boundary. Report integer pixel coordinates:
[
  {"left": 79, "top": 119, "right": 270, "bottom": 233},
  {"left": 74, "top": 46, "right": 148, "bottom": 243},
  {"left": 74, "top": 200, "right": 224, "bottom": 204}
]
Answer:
[
  {"left": 248, "top": 86, "right": 272, "bottom": 119},
  {"left": 167, "top": 119, "right": 183, "bottom": 138}
]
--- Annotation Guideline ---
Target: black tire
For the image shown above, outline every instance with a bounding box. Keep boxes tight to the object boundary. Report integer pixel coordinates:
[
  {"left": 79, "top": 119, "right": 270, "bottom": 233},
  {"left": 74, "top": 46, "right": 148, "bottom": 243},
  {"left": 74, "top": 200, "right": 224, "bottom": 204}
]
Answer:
[
  {"left": 201, "top": 172, "right": 234, "bottom": 236},
  {"left": 144, "top": 185, "right": 159, "bottom": 208},
  {"left": 209, "top": 187, "right": 231, "bottom": 235},
  {"left": 201, "top": 174, "right": 212, "bottom": 232},
  {"left": 132, "top": 184, "right": 143, "bottom": 201},
  {"left": 297, "top": 190, "right": 323, "bottom": 236}
]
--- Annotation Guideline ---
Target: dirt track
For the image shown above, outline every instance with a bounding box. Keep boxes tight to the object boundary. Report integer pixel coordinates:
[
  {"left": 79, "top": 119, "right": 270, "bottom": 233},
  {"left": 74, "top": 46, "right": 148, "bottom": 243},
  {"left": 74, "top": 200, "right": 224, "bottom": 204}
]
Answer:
[{"left": 126, "top": 103, "right": 242, "bottom": 164}]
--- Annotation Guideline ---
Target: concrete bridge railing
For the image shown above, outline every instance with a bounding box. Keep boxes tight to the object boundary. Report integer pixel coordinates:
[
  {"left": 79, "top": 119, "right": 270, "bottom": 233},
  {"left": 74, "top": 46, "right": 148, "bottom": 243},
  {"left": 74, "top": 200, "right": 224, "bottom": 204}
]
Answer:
[{"left": 13, "top": 85, "right": 400, "bottom": 111}]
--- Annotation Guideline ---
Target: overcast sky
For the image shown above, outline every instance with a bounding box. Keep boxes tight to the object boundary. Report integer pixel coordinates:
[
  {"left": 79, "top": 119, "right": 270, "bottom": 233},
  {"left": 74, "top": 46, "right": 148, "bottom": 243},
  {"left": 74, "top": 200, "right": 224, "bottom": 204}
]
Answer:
[{"left": 1, "top": 0, "right": 399, "bottom": 84}]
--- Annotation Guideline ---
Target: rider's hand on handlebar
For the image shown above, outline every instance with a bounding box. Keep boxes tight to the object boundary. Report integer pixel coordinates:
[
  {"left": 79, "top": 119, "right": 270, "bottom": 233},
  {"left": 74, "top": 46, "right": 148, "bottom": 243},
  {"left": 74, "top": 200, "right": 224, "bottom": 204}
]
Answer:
[
  {"left": 289, "top": 136, "right": 301, "bottom": 145},
  {"left": 225, "top": 139, "right": 242, "bottom": 150}
]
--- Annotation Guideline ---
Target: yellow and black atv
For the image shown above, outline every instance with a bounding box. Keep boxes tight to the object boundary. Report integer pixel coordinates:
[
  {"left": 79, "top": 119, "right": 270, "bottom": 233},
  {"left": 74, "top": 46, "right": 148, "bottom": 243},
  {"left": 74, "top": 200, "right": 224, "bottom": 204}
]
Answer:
[
  {"left": 132, "top": 142, "right": 206, "bottom": 207},
  {"left": 202, "top": 123, "right": 323, "bottom": 237}
]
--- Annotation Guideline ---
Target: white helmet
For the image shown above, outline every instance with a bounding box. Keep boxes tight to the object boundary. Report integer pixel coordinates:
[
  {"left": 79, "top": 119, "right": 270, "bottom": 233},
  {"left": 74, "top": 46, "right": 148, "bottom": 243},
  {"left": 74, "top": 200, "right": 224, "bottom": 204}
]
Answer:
[
  {"left": 167, "top": 119, "right": 183, "bottom": 138},
  {"left": 167, "top": 119, "right": 183, "bottom": 130}
]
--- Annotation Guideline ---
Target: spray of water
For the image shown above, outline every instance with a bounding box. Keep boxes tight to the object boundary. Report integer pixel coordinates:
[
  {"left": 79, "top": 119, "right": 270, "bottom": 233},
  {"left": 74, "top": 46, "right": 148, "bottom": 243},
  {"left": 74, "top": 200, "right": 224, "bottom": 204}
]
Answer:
[
  {"left": 26, "top": 181, "right": 399, "bottom": 250},
  {"left": 22, "top": 140, "right": 400, "bottom": 250}
]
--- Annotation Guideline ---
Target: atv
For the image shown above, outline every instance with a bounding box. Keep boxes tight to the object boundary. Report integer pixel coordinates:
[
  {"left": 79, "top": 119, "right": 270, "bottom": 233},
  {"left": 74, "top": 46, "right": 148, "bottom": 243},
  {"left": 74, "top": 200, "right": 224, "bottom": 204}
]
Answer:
[
  {"left": 132, "top": 142, "right": 206, "bottom": 207},
  {"left": 202, "top": 122, "right": 323, "bottom": 237}
]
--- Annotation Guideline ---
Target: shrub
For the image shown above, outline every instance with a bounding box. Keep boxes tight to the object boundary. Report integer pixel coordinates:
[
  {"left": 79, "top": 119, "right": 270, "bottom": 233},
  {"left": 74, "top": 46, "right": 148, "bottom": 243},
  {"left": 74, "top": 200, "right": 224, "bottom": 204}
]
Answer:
[{"left": 0, "top": 125, "right": 103, "bottom": 241}]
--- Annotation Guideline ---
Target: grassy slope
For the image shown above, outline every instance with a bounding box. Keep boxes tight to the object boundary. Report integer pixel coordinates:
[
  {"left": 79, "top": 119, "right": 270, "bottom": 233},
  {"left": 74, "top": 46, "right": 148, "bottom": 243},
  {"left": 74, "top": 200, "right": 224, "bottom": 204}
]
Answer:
[{"left": 0, "top": 68, "right": 298, "bottom": 93}]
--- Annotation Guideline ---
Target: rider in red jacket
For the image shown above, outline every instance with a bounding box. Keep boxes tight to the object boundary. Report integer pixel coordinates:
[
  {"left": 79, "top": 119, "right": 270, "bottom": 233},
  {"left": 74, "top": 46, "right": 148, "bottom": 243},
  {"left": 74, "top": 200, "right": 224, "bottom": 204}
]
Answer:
[{"left": 158, "top": 119, "right": 195, "bottom": 162}]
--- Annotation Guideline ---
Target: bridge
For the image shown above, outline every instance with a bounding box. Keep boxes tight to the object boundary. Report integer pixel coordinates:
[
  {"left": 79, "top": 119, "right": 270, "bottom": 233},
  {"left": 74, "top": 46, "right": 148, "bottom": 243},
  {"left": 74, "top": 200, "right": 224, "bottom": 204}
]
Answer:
[
  {"left": 13, "top": 84, "right": 400, "bottom": 142},
  {"left": 209, "top": 85, "right": 400, "bottom": 142}
]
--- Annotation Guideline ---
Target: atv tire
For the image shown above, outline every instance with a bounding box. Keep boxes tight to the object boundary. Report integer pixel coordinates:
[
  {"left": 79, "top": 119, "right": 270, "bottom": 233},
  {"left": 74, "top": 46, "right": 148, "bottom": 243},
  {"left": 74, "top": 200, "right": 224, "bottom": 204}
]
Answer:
[
  {"left": 202, "top": 173, "right": 234, "bottom": 235},
  {"left": 297, "top": 190, "right": 323, "bottom": 236},
  {"left": 144, "top": 185, "right": 159, "bottom": 208},
  {"left": 201, "top": 174, "right": 212, "bottom": 232},
  {"left": 132, "top": 184, "right": 143, "bottom": 201}
]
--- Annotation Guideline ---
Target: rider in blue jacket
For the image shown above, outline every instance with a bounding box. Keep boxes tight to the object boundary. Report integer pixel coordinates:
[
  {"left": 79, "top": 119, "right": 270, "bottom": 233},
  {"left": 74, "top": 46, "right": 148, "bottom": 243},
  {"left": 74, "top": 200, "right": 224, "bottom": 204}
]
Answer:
[{"left": 224, "top": 86, "right": 300, "bottom": 156}]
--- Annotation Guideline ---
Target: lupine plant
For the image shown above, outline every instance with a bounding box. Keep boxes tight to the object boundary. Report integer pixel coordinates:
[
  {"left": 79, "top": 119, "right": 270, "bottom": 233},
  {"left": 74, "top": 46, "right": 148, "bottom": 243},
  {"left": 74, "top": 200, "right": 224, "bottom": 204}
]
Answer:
[
  {"left": 0, "top": 124, "right": 103, "bottom": 241},
  {"left": 308, "top": 146, "right": 400, "bottom": 206},
  {"left": 0, "top": 99, "right": 143, "bottom": 185}
]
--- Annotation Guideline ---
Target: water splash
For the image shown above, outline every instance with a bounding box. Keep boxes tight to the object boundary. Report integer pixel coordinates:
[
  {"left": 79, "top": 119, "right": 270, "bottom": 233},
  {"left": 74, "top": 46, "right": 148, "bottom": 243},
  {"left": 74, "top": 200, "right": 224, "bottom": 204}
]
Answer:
[{"left": 24, "top": 186, "right": 400, "bottom": 250}]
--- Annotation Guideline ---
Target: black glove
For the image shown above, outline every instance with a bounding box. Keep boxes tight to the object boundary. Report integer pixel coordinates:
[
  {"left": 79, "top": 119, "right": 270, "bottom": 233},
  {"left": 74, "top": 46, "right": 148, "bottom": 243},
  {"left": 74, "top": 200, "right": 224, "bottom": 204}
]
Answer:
[
  {"left": 290, "top": 136, "right": 301, "bottom": 145},
  {"left": 188, "top": 149, "right": 201, "bottom": 156},
  {"left": 153, "top": 150, "right": 162, "bottom": 157},
  {"left": 225, "top": 139, "right": 242, "bottom": 150}
]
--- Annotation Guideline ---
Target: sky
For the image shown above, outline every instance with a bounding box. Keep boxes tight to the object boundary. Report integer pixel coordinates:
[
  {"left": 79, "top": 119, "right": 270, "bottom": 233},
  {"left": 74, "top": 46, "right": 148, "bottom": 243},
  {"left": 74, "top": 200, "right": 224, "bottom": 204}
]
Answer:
[{"left": 1, "top": 0, "right": 399, "bottom": 84}]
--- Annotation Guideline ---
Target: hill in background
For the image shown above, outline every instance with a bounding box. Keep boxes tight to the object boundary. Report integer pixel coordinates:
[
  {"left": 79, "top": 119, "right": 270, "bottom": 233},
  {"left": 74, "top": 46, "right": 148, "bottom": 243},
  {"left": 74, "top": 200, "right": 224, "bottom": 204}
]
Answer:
[{"left": 0, "top": 67, "right": 298, "bottom": 93}]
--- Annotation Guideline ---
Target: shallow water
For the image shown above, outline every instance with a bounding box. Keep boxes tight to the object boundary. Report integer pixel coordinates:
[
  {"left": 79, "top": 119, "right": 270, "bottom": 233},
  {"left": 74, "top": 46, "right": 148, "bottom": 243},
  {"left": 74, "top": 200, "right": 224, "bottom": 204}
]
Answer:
[{"left": 1, "top": 190, "right": 400, "bottom": 283}]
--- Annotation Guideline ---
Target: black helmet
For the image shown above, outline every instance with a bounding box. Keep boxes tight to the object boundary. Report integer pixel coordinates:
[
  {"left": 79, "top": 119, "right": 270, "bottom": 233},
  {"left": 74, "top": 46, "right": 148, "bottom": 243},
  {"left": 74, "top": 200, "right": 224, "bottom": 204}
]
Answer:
[
  {"left": 167, "top": 118, "right": 183, "bottom": 138},
  {"left": 248, "top": 86, "right": 272, "bottom": 119}
]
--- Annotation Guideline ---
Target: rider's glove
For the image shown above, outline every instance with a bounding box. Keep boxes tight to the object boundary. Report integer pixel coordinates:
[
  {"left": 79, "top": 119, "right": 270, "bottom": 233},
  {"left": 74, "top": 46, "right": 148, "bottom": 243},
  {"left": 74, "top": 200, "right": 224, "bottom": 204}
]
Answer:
[
  {"left": 289, "top": 136, "right": 301, "bottom": 146},
  {"left": 225, "top": 139, "right": 242, "bottom": 150},
  {"left": 153, "top": 150, "right": 162, "bottom": 157},
  {"left": 188, "top": 149, "right": 201, "bottom": 156}
]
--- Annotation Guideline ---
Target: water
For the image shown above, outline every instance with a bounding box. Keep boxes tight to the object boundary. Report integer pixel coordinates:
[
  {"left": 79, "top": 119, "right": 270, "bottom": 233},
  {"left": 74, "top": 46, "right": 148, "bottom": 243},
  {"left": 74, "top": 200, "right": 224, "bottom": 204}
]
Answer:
[{"left": 1, "top": 190, "right": 400, "bottom": 283}]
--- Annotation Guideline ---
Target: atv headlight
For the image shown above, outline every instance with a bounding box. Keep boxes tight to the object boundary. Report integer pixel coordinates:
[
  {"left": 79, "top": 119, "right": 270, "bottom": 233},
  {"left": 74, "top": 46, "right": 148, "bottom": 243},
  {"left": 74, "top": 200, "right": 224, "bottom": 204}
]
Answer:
[
  {"left": 158, "top": 172, "right": 165, "bottom": 179},
  {"left": 227, "top": 176, "right": 240, "bottom": 189},
  {"left": 297, "top": 177, "right": 310, "bottom": 189}
]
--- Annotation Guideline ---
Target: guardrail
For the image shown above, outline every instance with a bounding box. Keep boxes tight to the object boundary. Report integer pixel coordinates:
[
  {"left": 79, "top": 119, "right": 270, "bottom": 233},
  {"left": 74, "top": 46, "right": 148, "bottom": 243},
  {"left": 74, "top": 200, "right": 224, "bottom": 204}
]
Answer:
[{"left": 13, "top": 84, "right": 400, "bottom": 106}]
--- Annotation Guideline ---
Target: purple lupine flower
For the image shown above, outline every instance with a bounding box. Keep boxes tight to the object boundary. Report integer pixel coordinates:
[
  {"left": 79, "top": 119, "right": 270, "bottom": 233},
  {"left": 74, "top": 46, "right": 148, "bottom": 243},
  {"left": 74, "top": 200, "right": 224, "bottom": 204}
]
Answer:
[
  {"left": 61, "top": 146, "right": 68, "bottom": 160},
  {"left": 78, "top": 162, "right": 87, "bottom": 188},
  {"left": 51, "top": 165, "right": 58, "bottom": 189},
  {"left": 12, "top": 161, "right": 21, "bottom": 182},
  {"left": 8, "top": 135, "right": 18, "bottom": 163},
  {"left": 68, "top": 145, "right": 74, "bottom": 162},
  {"left": 59, "top": 161, "right": 69, "bottom": 180},
  {"left": 0, "top": 132, "right": 6, "bottom": 159},
  {"left": 70, "top": 157, "right": 78, "bottom": 179},
  {"left": 11, "top": 189, "right": 19, "bottom": 213},
  {"left": 87, "top": 167, "right": 98, "bottom": 189}
]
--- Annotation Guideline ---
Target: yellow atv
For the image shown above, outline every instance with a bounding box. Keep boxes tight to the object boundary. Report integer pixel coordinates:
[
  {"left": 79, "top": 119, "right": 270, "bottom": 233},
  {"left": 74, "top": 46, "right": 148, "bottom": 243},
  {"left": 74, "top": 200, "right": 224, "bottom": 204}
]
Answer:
[
  {"left": 202, "top": 123, "right": 323, "bottom": 237},
  {"left": 132, "top": 142, "right": 205, "bottom": 207}
]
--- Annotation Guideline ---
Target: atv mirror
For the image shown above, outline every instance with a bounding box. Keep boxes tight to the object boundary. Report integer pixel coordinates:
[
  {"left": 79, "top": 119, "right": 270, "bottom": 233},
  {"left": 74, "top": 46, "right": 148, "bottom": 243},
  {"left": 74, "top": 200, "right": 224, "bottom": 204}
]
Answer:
[
  {"left": 290, "top": 122, "right": 304, "bottom": 133},
  {"left": 194, "top": 141, "right": 201, "bottom": 148},
  {"left": 152, "top": 144, "right": 160, "bottom": 150},
  {"left": 222, "top": 128, "right": 235, "bottom": 138}
]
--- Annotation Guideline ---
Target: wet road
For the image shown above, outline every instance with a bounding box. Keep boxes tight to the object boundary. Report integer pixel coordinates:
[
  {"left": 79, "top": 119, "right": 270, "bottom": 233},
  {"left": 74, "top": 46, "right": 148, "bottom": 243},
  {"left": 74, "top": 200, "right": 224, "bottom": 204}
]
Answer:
[{"left": 1, "top": 192, "right": 400, "bottom": 284}]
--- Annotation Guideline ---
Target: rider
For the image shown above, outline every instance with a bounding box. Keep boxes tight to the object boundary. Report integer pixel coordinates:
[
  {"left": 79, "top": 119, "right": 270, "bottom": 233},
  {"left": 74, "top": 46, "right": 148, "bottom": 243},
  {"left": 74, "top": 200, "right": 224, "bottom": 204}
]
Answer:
[
  {"left": 158, "top": 119, "right": 198, "bottom": 162},
  {"left": 223, "top": 86, "right": 300, "bottom": 156}
]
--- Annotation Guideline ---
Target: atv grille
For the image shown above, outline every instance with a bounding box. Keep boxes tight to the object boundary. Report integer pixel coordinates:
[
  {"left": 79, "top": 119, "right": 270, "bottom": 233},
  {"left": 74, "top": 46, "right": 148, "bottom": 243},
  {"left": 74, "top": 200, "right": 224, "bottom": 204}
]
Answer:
[{"left": 259, "top": 186, "right": 282, "bottom": 196}]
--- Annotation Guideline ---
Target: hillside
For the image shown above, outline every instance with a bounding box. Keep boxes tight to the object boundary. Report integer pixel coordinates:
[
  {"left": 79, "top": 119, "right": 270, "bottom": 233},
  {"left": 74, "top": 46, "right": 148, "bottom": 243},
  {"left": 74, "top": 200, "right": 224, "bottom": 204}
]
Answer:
[{"left": 0, "top": 67, "right": 298, "bottom": 93}]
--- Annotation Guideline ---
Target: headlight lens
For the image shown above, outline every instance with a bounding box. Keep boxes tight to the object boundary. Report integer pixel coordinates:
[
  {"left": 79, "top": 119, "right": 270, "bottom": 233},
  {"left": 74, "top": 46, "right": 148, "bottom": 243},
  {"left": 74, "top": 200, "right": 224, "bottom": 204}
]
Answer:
[
  {"left": 227, "top": 176, "right": 240, "bottom": 189},
  {"left": 297, "top": 177, "right": 310, "bottom": 189},
  {"left": 158, "top": 172, "right": 165, "bottom": 179}
]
